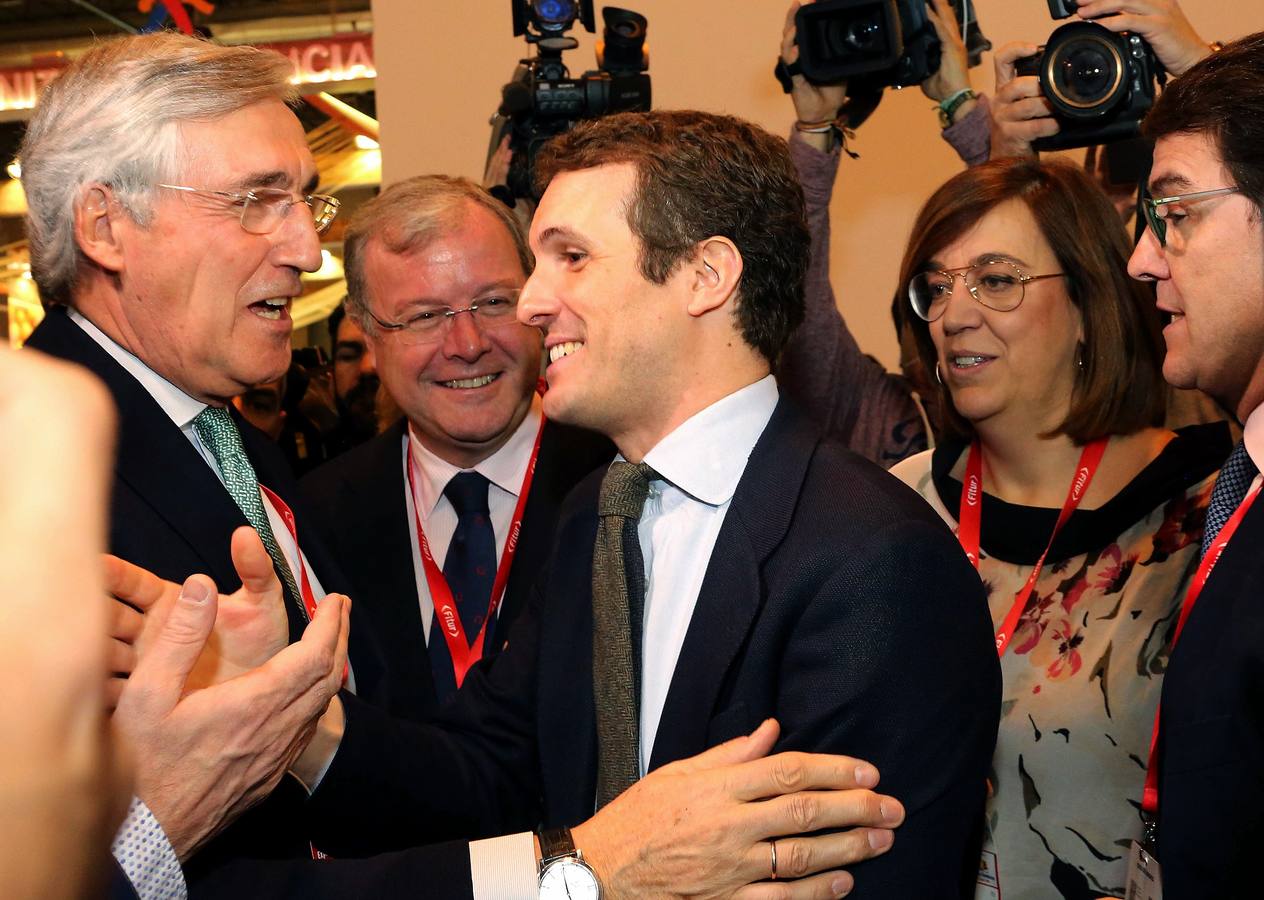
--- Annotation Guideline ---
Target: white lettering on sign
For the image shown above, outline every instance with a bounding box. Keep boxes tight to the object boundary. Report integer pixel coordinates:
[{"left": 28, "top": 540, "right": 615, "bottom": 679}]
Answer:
[{"left": 271, "top": 35, "right": 376, "bottom": 86}]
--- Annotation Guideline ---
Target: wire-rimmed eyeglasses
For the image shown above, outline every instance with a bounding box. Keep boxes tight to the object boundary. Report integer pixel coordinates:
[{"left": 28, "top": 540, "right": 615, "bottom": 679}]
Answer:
[
  {"left": 908, "top": 260, "right": 1066, "bottom": 323},
  {"left": 156, "top": 183, "right": 340, "bottom": 236},
  {"left": 1140, "top": 186, "right": 1238, "bottom": 248},
  {"left": 366, "top": 290, "right": 524, "bottom": 344}
]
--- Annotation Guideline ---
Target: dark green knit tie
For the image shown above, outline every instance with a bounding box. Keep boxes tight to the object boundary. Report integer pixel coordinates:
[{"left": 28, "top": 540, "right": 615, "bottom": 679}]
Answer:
[
  {"left": 592, "top": 460, "right": 656, "bottom": 809},
  {"left": 192, "top": 405, "right": 306, "bottom": 621}
]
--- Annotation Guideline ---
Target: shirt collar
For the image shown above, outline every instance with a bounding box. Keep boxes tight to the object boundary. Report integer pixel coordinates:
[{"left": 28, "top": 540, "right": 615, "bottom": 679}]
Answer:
[
  {"left": 639, "top": 375, "right": 779, "bottom": 507},
  {"left": 407, "top": 393, "right": 544, "bottom": 519},
  {"left": 1243, "top": 401, "right": 1264, "bottom": 473},
  {"left": 68, "top": 308, "right": 208, "bottom": 428}
]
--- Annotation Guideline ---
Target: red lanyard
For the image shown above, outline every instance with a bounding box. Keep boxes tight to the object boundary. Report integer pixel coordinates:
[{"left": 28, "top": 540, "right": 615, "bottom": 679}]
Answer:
[
  {"left": 406, "top": 416, "right": 546, "bottom": 688},
  {"left": 957, "top": 437, "right": 1109, "bottom": 657},
  {"left": 1141, "top": 478, "right": 1262, "bottom": 818},
  {"left": 259, "top": 484, "right": 319, "bottom": 621}
]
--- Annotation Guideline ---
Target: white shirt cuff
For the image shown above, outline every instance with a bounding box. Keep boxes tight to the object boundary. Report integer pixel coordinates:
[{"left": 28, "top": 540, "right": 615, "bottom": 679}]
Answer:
[
  {"left": 469, "top": 831, "right": 537, "bottom": 899},
  {"left": 111, "top": 796, "right": 187, "bottom": 900}
]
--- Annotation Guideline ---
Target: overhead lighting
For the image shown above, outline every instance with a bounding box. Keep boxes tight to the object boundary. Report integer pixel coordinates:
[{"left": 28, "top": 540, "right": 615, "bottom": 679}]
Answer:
[
  {"left": 354, "top": 134, "right": 380, "bottom": 151},
  {"left": 6, "top": 158, "right": 19, "bottom": 180}
]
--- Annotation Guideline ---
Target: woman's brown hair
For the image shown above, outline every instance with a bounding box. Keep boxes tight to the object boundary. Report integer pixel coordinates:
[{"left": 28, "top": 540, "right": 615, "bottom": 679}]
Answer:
[{"left": 899, "top": 157, "right": 1166, "bottom": 443}]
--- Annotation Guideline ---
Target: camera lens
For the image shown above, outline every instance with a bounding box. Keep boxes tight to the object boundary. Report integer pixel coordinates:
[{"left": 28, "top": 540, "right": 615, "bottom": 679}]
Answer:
[
  {"left": 846, "top": 16, "right": 882, "bottom": 51},
  {"left": 821, "top": 9, "right": 883, "bottom": 56},
  {"left": 1055, "top": 44, "right": 1113, "bottom": 102},
  {"left": 532, "top": 0, "right": 576, "bottom": 27},
  {"left": 1042, "top": 23, "right": 1126, "bottom": 117}
]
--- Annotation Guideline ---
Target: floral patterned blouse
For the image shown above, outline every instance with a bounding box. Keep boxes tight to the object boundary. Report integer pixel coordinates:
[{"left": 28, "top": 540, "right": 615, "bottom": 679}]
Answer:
[{"left": 891, "top": 424, "right": 1229, "bottom": 900}]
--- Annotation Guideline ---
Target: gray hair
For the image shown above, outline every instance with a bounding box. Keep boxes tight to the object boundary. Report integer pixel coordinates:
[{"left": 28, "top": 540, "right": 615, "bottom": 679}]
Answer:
[
  {"left": 19, "top": 32, "right": 296, "bottom": 305},
  {"left": 342, "top": 175, "right": 533, "bottom": 328}
]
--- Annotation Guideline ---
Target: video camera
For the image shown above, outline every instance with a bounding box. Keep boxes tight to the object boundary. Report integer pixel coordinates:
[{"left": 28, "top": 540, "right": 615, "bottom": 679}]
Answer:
[
  {"left": 1014, "top": 0, "right": 1164, "bottom": 151},
  {"left": 793, "top": 0, "right": 991, "bottom": 89},
  {"left": 490, "top": 0, "right": 650, "bottom": 205}
]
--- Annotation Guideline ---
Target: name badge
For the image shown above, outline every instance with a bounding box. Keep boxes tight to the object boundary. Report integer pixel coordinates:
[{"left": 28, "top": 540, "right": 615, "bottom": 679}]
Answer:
[
  {"left": 1125, "top": 840, "right": 1162, "bottom": 900},
  {"left": 976, "top": 849, "right": 1001, "bottom": 900}
]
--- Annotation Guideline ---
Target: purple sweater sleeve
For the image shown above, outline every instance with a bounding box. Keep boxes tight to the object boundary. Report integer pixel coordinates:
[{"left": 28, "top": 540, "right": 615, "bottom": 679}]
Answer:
[
  {"left": 942, "top": 93, "right": 992, "bottom": 168},
  {"left": 777, "top": 131, "right": 928, "bottom": 468}
]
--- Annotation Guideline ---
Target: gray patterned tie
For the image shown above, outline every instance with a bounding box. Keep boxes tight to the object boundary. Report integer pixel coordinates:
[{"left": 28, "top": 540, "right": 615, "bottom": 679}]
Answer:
[
  {"left": 192, "top": 405, "right": 307, "bottom": 621},
  {"left": 1201, "top": 440, "right": 1259, "bottom": 560},
  {"left": 592, "top": 460, "right": 657, "bottom": 809}
]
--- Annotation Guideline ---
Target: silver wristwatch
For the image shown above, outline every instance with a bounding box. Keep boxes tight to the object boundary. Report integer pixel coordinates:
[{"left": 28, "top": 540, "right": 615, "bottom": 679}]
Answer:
[{"left": 538, "top": 826, "right": 601, "bottom": 899}]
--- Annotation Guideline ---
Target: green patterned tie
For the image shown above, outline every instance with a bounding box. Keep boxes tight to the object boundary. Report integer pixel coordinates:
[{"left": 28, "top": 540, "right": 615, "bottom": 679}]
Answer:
[
  {"left": 192, "top": 405, "right": 307, "bottom": 621},
  {"left": 592, "top": 460, "right": 657, "bottom": 809}
]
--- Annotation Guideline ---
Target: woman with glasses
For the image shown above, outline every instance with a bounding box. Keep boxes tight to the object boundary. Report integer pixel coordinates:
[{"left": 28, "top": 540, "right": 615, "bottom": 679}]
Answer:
[{"left": 890, "top": 157, "right": 1230, "bottom": 899}]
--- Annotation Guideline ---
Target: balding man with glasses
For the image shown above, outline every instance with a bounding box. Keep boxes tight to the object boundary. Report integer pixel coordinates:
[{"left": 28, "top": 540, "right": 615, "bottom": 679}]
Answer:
[{"left": 301, "top": 175, "right": 614, "bottom": 723}]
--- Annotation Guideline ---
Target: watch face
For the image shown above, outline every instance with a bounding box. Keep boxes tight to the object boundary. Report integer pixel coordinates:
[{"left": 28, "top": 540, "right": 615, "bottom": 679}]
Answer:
[{"left": 539, "top": 858, "right": 600, "bottom": 900}]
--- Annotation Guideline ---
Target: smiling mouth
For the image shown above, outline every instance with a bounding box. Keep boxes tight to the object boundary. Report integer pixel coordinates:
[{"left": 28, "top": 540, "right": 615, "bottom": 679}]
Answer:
[
  {"left": 440, "top": 373, "right": 499, "bottom": 389},
  {"left": 548, "top": 341, "right": 584, "bottom": 365},
  {"left": 250, "top": 298, "right": 291, "bottom": 321}
]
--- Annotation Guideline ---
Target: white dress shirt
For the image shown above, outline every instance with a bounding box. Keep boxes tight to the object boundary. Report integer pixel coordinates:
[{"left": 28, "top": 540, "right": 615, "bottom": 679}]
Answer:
[
  {"left": 635, "top": 374, "right": 779, "bottom": 771},
  {"left": 403, "top": 394, "right": 544, "bottom": 642}
]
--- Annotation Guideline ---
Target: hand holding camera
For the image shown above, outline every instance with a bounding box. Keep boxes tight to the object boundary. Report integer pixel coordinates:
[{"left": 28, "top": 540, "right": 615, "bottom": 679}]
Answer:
[
  {"left": 781, "top": 0, "right": 850, "bottom": 135},
  {"left": 1068, "top": 0, "right": 1208, "bottom": 76},
  {"left": 990, "top": 40, "right": 1059, "bottom": 158},
  {"left": 920, "top": 0, "right": 973, "bottom": 104}
]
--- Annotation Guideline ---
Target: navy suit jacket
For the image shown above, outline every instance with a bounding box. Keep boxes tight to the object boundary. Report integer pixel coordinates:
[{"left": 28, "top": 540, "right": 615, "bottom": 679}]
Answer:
[
  {"left": 27, "top": 307, "right": 478, "bottom": 898},
  {"left": 1156, "top": 483, "right": 1264, "bottom": 897},
  {"left": 308, "top": 398, "right": 1003, "bottom": 897},
  {"left": 300, "top": 417, "right": 613, "bottom": 723}
]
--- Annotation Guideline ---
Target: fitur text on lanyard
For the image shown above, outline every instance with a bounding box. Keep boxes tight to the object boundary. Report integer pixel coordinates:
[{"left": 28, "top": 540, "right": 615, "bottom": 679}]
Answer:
[
  {"left": 1140, "top": 477, "right": 1263, "bottom": 824},
  {"left": 406, "top": 415, "right": 546, "bottom": 688},
  {"left": 956, "top": 437, "right": 1110, "bottom": 658}
]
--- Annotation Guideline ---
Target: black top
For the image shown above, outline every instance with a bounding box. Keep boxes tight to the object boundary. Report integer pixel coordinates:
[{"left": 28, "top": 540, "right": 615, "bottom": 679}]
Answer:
[{"left": 929, "top": 423, "right": 1232, "bottom": 564}]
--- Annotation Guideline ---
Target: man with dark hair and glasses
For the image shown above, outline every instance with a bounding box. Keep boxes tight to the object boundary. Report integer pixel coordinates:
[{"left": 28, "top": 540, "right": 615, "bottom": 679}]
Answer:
[
  {"left": 1126, "top": 30, "right": 1264, "bottom": 899},
  {"left": 301, "top": 174, "right": 614, "bottom": 722}
]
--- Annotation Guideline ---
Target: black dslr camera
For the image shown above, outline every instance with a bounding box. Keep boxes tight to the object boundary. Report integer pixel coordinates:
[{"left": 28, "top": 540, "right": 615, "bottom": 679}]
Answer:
[
  {"left": 1014, "top": 0, "right": 1164, "bottom": 151},
  {"left": 490, "top": 0, "right": 650, "bottom": 205},
  {"left": 794, "top": 0, "right": 991, "bottom": 89}
]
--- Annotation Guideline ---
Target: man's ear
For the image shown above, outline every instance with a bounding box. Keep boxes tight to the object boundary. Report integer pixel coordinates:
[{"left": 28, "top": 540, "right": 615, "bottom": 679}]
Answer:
[
  {"left": 686, "top": 237, "right": 743, "bottom": 318},
  {"left": 73, "top": 184, "right": 128, "bottom": 274}
]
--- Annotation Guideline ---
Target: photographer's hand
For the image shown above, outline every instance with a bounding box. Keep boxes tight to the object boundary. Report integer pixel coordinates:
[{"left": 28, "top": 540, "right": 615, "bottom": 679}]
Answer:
[
  {"left": 921, "top": 0, "right": 972, "bottom": 105},
  {"left": 1074, "top": 0, "right": 1208, "bottom": 76},
  {"left": 781, "top": 0, "right": 848, "bottom": 152},
  {"left": 990, "top": 41, "right": 1057, "bottom": 159}
]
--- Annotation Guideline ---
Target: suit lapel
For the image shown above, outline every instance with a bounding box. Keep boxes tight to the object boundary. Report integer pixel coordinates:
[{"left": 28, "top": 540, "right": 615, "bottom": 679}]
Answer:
[
  {"left": 28, "top": 308, "right": 247, "bottom": 588},
  {"left": 648, "top": 400, "right": 818, "bottom": 770},
  {"left": 538, "top": 474, "right": 602, "bottom": 826},
  {"left": 349, "top": 421, "right": 431, "bottom": 705}
]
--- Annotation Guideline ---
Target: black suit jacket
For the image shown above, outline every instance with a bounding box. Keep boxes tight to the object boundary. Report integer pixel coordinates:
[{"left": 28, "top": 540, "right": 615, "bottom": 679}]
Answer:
[
  {"left": 311, "top": 398, "right": 1002, "bottom": 897},
  {"left": 1156, "top": 486, "right": 1264, "bottom": 898},
  {"left": 300, "top": 417, "right": 613, "bottom": 723},
  {"left": 27, "top": 308, "right": 478, "bottom": 899}
]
